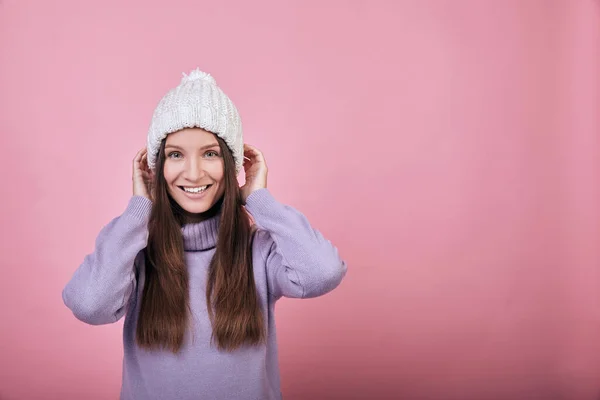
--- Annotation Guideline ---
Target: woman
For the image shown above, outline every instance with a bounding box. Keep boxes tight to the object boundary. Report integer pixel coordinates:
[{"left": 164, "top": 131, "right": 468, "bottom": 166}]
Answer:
[{"left": 62, "top": 68, "right": 347, "bottom": 400}]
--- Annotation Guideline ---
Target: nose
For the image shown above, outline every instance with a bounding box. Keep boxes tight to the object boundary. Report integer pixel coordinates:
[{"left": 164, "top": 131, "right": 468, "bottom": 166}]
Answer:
[{"left": 183, "top": 157, "right": 206, "bottom": 182}]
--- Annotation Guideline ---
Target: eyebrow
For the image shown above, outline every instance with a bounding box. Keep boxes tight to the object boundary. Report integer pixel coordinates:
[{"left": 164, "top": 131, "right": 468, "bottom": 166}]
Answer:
[{"left": 165, "top": 143, "right": 220, "bottom": 151}]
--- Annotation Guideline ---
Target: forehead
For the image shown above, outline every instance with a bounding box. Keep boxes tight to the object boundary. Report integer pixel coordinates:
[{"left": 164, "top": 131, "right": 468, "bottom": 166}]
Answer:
[{"left": 165, "top": 128, "right": 219, "bottom": 148}]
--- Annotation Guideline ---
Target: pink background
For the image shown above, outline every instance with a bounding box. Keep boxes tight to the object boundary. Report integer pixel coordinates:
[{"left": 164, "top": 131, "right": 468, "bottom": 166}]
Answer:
[{"left": 1, "top": 1, "right": 599, "bottom": 399}]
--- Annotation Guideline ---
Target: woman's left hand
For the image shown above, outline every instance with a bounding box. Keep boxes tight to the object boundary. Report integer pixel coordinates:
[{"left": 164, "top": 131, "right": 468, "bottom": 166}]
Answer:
[{"left": 240, "top": 144, "right": 268, "bottom": 204}]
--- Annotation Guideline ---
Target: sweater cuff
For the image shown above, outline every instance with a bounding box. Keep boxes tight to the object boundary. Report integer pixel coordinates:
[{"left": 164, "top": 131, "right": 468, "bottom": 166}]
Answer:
[
  {"left": 245, "top": 188, "right": 277, "bottom": 216},
  {"left": 124, "top": 195, "right": 153, "bottom": 222}
]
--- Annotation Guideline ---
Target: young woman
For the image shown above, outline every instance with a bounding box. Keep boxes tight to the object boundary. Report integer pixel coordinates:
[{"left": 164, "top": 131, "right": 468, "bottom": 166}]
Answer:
[{"left": 62, "top": 68, "right": 347, "bottom": 400}]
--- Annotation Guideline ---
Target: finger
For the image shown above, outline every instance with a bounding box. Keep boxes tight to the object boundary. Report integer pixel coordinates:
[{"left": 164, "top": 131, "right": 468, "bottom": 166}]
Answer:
[
  {"left": 134, "top": 147, "right": 146, "bottom": 162},
  {"left": 243, "top": 144, "right": 264, "bottom": 161},
  {"left": 244, "top": 147, "right": 267, "bottom": 171},
  {"left": 244, "top": 143, "right": 260, "bottom": 153},
  {"left": 140, "top": 149, "right": 152, "bottom": 167},
  {"left": 134, "top": 150, "right": 148, "bottom": 174},
  {"left": 133, "top": 152, "right": 142, "bottom": 176}
]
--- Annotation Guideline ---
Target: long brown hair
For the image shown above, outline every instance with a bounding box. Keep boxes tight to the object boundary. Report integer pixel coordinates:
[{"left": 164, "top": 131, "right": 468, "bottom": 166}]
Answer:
[{"left": 136, "top": 135, "right": 265, "bottom": 353}]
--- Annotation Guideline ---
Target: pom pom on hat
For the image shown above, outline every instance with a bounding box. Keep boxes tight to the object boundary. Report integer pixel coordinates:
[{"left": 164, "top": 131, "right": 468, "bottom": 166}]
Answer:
[{"left": 181, "top": 69, "right": 217, "bottom": 85}]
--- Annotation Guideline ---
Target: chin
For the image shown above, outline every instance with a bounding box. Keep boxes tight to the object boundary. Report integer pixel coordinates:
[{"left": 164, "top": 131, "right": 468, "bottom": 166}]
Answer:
[{"left": 179, "top": 200, "right": 214, "bottom": 214}]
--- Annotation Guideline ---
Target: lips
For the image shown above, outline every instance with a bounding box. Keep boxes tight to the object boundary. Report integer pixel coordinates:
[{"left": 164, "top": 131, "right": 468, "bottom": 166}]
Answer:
[
  {"left": 180, "top": 185, "right": 210, "bottom": 193},
  {"left": 177, "top": 184, "right": 213, "bottom": 199}
]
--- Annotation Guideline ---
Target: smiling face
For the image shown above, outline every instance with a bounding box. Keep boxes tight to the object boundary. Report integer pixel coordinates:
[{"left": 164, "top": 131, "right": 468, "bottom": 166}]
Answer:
[{"left": 162, "top": 128, "right": 226, "bottom": 215}]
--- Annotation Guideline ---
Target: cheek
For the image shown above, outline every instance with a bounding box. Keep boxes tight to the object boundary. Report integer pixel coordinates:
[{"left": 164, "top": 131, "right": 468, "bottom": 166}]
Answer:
[
  {"left": 162, "top": 164, "right": 178, "bottom": 186},
  {"left": 207, "top": 162, "right": 225, "bottom": 184}
]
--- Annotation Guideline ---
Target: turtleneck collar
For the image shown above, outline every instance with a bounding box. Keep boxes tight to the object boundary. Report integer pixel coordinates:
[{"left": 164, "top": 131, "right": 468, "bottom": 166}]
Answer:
[{"left": 181, "top": 214, "right": 220, "bottom": 251}]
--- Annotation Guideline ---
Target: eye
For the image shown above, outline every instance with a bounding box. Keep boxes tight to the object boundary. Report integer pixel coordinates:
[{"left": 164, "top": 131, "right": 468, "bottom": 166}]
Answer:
[
  {"left": 205, "top": 150, "right": 220, "bottom": 158},
  {"left": 167, "top": 151, "right": 182, "bottom": 159}
]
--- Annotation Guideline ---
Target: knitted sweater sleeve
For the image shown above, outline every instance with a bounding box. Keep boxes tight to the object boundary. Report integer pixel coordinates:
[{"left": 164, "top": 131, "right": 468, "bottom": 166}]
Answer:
[
  {"left": 62, "top": 196, "right": 152, "bottom": 325},
  {"left": 245, "top": 188, "right": 347, "bottom": 299}
]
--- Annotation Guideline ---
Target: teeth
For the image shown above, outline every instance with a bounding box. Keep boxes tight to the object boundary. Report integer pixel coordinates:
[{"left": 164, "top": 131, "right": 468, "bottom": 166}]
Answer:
[{"left": 183, "top": 185, "right": 208, "bottom": 193}]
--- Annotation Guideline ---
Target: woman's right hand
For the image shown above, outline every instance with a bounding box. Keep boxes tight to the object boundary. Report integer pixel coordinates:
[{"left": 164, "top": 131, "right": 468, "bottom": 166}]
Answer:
[{"left": 133, "top": 147, "right": 154, "bottom": 201}]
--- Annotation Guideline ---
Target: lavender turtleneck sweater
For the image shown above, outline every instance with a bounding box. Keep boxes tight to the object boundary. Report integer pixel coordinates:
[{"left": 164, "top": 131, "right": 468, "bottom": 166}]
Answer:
[{"left": 62, "top": 188, "right": 347, "bottom": 400}]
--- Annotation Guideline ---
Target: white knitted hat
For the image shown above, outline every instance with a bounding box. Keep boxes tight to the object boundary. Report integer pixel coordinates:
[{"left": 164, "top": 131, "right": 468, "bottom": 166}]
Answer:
[{"left": 146, "top": 68, "right": 243, "bottom": 173}]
